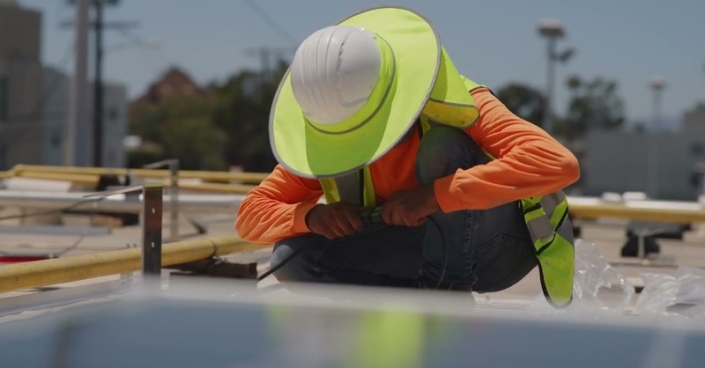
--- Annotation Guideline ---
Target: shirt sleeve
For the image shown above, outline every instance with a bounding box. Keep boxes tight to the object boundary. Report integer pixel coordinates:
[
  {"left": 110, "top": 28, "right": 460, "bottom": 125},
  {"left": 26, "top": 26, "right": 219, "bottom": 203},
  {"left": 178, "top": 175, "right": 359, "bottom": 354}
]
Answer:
[
  {"left": 234, "top": 164, "right": 323, "bottom": 245},
  {"left": 433, "top": 87, "right": 581, "bottom": 212}
]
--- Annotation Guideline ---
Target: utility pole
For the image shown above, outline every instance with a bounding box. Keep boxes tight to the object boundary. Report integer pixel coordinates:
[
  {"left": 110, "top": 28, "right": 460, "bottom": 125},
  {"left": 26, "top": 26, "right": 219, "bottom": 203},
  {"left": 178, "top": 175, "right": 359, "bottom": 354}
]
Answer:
[
  {"left": 94, "top": 0, "right": 104, "bottom": 167},
  {"left": 244, "top": 46, "right": 293, "bottom": 80},
  {"left": 65, "top": 0, "right": 90, "bottom": 166},
  {"left": 92, "top": 0, "right": 124, "bottom": 167},
  {"left": 64, "top": 0, "right": 136, "bottom": 167},
  {"left": 244, "top": 46, "right": 294, "bottom": 102}
]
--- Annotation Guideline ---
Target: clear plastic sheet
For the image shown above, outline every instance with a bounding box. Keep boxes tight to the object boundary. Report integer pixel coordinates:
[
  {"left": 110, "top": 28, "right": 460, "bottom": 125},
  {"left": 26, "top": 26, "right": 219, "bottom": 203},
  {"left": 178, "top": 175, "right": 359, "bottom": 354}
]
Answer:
[
  {"left": 528, "top": 239, "right": 636, "bottom": 317},
  {"left": 635, "top": 266, "right": 705, "bottom": 318}
]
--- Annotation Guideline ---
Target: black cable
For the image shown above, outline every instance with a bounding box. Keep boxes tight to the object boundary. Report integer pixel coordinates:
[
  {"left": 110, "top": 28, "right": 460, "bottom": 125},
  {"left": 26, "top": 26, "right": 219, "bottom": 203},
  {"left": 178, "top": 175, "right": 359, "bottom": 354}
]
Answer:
[
  {"left": 256, "top": 207, "right": 382, "bottom": 282},
  {"left": 256, "top": 207, "right": 449, "bottom": 290},
  {"left": 256, "top": 244, "right": 305, "bottom": 281},
  {"left": 0, "top": 196, "right": 104, "bottom": 259},
  {"left": 52, "top": 235, "right": 86, "bottom": 258}
]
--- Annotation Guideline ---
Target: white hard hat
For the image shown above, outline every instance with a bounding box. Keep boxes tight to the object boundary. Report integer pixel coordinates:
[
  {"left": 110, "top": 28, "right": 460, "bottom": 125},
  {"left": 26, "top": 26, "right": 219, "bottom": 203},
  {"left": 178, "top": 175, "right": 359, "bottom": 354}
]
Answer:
[{"left": 289, "top": 25, "right": 382, "bottom": 126}]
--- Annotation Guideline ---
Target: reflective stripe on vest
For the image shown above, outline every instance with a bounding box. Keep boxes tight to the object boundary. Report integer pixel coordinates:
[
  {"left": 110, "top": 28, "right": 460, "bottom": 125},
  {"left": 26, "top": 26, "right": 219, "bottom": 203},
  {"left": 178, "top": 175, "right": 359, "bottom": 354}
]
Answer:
[
  {"left": 520, "top": 193, "right": 575, "bottom": 308},
  {"left": 320, "top": 166, "right": 377, "bottom": 207},
  {"left": 317, "top": 77, "right": 574, "bottom": 308}
]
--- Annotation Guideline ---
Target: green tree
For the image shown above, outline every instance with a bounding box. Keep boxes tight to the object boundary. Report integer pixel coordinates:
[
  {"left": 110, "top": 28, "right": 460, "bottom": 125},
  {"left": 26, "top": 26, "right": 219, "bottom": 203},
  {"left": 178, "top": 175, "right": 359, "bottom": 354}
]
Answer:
[
  {"left": 128, "top": 93, "right": 228, "bottom": 170},
  {"left": 126, "top": 143, "right": 165, "bottom": 168},
  {"left": 494, "top": 83, "right": 546, "bottom": 126},
  {"left": 564, "top": 75, "right": 626, "bottom": 139},
  {"left": 211, "top": 60, "right": 289, "bottom": 172},
  {"left": 693, "top": 101, "right": 705, "bottom": 114},
  {"left": 159, "top": 116, "right": 228, "bottom": 170},
  {"left": 494, "top": 82, "right": 568, "bottom": 136}
]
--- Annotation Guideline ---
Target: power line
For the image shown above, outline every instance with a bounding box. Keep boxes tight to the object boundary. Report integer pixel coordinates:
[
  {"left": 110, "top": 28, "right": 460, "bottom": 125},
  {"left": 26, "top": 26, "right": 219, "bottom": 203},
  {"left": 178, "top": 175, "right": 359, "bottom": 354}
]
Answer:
[
  {"left": 243, "top": 46, "right": 293, "bottom": 73},
  {"left": 241, "top": 0, "right": 299, "bottom": 47},
  {"left": 114, "top": 27, "right": 148, "bottom": 46},
  {"left": 240, "top": 0, "right": 299, "bottom": 88},
  {"left": 114, "top": 27, "right": 166, "bottom": 70}
]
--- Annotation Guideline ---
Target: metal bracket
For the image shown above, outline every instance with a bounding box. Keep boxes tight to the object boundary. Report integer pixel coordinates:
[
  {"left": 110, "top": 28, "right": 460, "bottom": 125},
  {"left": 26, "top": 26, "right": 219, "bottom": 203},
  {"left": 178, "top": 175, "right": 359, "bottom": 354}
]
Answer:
[
  {"left": 144, "top": 159, "right": 179, "bottom": 242},
  {"left": 84, "top": 183, "right": 164, "bottom": 285},
  {"left": 611, "top": 226, "right": 677, "bottom": 270}
]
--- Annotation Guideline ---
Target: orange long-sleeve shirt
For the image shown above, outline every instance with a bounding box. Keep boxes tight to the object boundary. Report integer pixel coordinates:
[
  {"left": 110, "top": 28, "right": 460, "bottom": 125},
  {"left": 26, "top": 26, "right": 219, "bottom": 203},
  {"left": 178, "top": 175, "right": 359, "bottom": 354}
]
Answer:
[{"left": 235, "top": 87, "right": 580, "bottom": 245}]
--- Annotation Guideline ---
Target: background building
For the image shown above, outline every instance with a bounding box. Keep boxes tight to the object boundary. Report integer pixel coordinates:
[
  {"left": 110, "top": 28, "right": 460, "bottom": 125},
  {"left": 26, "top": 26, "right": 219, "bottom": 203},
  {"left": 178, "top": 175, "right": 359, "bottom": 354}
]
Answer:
[
  {"left": 582, "top": 110, "right": 705, "bottom": 201},
  {"left": 0, "top": 1, "right": 129, "bottom": 170},
  {"left": 42, "top": 67, "right": 128, "bottom": 168},
  {"left": 0, "top": 0, "right": 44, "bottom": 169},
  {"left": 683, "top": 104, "right": 705, "bottom": 138}
]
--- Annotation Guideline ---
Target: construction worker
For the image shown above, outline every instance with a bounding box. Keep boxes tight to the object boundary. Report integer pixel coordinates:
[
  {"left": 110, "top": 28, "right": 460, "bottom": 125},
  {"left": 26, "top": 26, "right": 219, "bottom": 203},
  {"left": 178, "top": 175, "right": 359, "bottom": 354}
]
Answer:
[{"left": 236, "top": 6, "right": 580, "bottom": 306}]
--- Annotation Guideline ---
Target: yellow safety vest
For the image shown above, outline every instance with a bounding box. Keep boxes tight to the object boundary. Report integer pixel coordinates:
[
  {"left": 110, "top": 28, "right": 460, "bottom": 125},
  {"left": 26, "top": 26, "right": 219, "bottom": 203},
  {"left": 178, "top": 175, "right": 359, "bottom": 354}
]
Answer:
[{"left": 319, "top": 78, "right": 575, "bottom": 308}]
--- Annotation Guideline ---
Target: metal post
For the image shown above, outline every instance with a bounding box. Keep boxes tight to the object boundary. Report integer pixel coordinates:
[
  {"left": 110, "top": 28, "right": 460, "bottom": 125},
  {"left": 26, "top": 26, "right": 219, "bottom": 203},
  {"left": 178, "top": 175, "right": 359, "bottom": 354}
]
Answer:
[
  {"left": 646, "top": 144, "right": 658, "bottom": 200},
  {"left": 82, "top": 183, "right": 164, "bottom": 288},
  {"left": 65, "top": 0, "right": 91, "bottom": 166},
  {"left": 170, "top": 162, "right": 179, "bottom": 242},
  {"left": 652, "top": 85, "right": 662, "bottom": 197},
  {"left": 538, "top": 20, "right": 570, "bottom": 137},
  {"left": 634, "top": 227, "right": 669, "bottom": 264},
  {"left": 647, "top": 77, "right": 665, "bottom": 199},
  {"left": 141, "top": 183, "right": 163, "bottom": 276},
  {"left": 144, "top": 159, "right": 179, "bottom": 242}
]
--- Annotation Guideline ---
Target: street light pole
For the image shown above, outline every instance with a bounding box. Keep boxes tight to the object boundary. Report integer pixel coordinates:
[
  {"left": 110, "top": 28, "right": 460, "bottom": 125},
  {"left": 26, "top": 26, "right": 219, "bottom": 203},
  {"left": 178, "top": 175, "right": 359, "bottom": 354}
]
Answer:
[
  {"left": 538, "top": 19, "right": 574, "bottom": 137},
  {"left": 544, "top": 37, "right": 558, "bottom": 136},
  {"left": 647, "top": 76, "right": 666, "bottom": 199}
]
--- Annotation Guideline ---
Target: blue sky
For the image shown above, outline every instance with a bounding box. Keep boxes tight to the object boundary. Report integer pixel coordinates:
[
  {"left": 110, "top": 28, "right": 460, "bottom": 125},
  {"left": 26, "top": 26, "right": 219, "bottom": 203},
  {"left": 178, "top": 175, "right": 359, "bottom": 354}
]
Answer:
[{"left": 19, "top": 0, "right": 705, "bottom": 127}]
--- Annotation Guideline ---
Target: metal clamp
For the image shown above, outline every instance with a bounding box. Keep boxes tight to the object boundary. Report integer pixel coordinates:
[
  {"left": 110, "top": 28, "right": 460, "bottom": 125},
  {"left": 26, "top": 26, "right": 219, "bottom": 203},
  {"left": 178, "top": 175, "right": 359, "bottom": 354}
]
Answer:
[
  {"left": 84, "top": 184, "right": 164, "bottom": 282},
  {"left": 144, "top": 159, "right": 179, "bottom": 242},
  {"left": 633, "top": 228, "right": 665, "bottom": 259}
]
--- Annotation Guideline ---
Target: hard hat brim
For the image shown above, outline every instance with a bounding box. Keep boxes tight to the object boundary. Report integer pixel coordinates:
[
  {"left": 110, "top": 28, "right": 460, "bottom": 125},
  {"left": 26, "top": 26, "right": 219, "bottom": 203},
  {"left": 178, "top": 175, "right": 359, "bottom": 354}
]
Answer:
[{"left": 269, "top": 6, "right": 473, "bottom": 179}]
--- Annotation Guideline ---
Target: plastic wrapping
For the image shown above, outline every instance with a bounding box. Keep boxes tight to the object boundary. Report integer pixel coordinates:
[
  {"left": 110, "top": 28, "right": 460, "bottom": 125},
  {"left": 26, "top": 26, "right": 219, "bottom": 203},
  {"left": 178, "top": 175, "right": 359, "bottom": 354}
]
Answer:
[
  {"left": 528, "top": 239, "right": 635, "bottom": 316},
  {"left": 635, "top": 267, "right": 705, "bottom": 318},
  {"left": 572, "top": 239, "right": 636, "bottom": 310}
]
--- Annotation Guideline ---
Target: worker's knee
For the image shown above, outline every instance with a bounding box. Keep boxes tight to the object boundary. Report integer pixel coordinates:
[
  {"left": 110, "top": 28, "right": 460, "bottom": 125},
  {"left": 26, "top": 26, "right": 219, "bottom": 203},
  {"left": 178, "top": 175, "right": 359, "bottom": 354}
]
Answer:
[
  {"left": 416, "top": 126, "right": 488, "bottom": 185},
  {"left": 270, "top": 234, "right": 320, "bottom": 282}
]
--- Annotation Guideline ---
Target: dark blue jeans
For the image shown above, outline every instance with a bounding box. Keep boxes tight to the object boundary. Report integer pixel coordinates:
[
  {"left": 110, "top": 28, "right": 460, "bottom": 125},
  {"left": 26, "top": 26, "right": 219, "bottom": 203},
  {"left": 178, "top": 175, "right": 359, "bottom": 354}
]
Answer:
[{"left": 269, "top": 126, "right": 538, "bottom": 292}]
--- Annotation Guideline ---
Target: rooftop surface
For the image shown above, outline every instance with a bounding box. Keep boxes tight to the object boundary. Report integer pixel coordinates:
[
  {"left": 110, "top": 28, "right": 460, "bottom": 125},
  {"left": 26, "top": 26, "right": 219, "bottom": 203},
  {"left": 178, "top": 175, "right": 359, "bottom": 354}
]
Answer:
[
  {"left": 1, "top": 213, "right": 704, "bottom": 366},
  {"left": 0, "top": 212, "right": 703, "bottom": 313}
]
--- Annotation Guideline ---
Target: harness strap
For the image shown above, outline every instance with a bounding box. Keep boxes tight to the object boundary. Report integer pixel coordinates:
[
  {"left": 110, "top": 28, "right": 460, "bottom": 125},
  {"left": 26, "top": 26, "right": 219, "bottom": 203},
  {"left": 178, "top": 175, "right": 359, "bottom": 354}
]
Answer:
[{"left": 334, "top": 169, "right": 364, "bottom": 206}]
